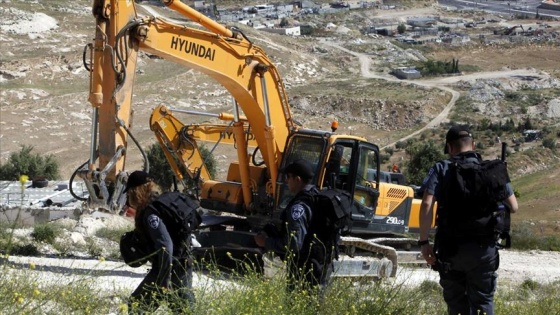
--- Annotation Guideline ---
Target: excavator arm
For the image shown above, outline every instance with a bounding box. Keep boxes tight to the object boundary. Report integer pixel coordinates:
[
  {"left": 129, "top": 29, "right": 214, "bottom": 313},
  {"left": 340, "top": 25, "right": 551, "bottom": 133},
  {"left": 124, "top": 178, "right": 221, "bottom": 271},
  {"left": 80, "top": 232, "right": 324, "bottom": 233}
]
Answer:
[
  {"left": 77, "top": 0, "right": 294, "bottom": 211},
  {"left": 150, "top": 104, "right": 265, "bottom": 211}
]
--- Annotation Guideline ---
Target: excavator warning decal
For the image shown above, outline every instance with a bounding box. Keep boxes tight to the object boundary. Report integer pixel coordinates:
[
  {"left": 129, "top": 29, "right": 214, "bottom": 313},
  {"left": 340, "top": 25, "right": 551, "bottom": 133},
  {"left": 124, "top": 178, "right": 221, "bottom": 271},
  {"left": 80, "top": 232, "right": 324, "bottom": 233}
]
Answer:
[{"left": 171, "top": 36, "right": 215, "bottom": 61}]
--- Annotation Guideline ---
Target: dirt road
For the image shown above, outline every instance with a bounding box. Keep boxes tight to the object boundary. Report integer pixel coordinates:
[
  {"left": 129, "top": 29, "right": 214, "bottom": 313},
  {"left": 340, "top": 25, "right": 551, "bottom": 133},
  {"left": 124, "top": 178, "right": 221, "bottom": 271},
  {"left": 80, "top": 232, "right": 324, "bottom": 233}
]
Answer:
[
  {"left": 3, "top": 249, "right": 560, "bottom": 294},
  {"left": 319, "top": 39, "right": 551, "bottom": 148}
]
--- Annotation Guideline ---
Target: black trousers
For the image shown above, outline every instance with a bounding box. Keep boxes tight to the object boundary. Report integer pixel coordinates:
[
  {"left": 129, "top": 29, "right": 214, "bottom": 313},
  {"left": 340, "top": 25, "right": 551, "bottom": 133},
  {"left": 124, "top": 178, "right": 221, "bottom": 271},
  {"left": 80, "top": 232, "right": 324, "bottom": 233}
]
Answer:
[
  {"left": 438, "top": 241, "right": 499, "bottom": 315},
  {"left": 129, "top": 257, "right": 195, "bottom": 314}
]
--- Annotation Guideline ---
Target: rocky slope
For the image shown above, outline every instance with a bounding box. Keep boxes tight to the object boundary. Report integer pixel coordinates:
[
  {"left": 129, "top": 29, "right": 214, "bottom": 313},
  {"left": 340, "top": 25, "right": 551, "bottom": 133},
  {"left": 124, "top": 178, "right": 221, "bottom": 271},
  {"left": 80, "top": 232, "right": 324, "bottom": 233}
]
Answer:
[{"left": 1, "top": 0, "right": 559, "bottom": 180}]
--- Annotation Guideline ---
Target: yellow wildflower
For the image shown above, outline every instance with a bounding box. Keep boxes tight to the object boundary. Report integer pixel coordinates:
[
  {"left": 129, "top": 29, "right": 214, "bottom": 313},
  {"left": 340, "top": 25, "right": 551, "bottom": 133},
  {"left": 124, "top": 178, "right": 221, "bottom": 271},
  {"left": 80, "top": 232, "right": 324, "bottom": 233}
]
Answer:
[
  {"left": 118, "top": 304, "right": 128, "bottom": 313},
  {"left": 19, "top": 175, "right": 29, "bottom": 185},
  {"left": 13, "top": 293, "right": 23, "bottom": 304}
]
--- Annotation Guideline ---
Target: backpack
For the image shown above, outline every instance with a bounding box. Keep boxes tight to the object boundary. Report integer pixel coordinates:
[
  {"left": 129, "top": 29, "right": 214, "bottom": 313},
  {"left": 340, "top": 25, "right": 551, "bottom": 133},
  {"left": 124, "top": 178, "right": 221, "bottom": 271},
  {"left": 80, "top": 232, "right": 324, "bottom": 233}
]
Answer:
[
  {"left": 306, "top": 188, "right": 353, "bottom": 259},
  {"left": 148, "top": 191, "right": 202, "bottom": 244},
  {"left": 438, "top": 155, "right": 511, "bottom": 245},
  {"left": 120, "top": 230, "right": 152, "bottom": 268},
  {"left": 119, "top": 191, "right": 201, "bottom": 267}
]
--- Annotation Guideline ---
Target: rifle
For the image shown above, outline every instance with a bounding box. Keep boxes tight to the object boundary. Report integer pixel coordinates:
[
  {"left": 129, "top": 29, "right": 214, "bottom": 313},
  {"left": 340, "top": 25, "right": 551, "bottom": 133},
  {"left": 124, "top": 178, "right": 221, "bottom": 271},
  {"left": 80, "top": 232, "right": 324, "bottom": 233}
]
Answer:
[{"left": 497, "top": 141, "right": 511, "bottom": 249}]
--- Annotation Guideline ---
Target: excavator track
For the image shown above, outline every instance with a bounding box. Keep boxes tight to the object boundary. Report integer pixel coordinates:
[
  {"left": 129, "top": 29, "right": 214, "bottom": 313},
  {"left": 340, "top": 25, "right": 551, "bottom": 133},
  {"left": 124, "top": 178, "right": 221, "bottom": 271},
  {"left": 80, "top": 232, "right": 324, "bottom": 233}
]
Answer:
[
  {"left": 334, "top": 236, "right": 421, "bottom": 278},
  {"left": 262, "top": 245, "right": 423, "bottom": 281}
]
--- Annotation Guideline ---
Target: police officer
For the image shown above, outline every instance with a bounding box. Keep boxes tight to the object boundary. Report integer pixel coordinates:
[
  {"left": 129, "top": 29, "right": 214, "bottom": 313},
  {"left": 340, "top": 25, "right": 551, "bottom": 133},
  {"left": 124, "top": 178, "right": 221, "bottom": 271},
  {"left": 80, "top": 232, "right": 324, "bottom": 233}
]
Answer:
[
  {"left": 419, "top": 126, "right": 518, "bottom": 315},
  {"left": 125, "top": 171, "right": 195, "bottom": 314},
  {"left": 254, "top": 159, "right": 332, "bottom": 291}
]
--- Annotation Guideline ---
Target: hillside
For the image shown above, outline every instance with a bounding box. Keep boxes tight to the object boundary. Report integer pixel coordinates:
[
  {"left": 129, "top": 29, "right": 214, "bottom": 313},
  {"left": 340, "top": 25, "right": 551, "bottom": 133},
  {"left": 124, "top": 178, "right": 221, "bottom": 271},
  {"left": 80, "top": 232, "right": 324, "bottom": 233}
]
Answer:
[{"left": 1, "top": 0, "right": 559, "bottom": 221}]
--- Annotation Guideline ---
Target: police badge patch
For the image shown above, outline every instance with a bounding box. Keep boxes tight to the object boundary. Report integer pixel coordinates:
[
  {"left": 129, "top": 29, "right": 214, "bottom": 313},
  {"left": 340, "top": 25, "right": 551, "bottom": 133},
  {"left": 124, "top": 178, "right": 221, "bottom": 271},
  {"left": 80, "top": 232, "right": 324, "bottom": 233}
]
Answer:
[
  {"left": 422, "top": 167, "right": 435, "bottom": 185},
  {"left": 148, "top": 214, "right": 160, "bottom": 229},
  {"left": 291, "top": 203, "right": 305, "bottom": 220}
]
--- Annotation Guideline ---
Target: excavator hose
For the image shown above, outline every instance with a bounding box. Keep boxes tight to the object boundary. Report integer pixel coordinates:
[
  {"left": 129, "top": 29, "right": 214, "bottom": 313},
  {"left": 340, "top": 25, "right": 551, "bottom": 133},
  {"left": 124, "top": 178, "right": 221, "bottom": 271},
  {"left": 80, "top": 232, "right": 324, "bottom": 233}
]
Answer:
[
  {"left": 69, "top": 160, "right": 89, "bottom": 201},
  {"left": 179, "top": 127, "right": 197, "bottom": 160},
  {"left": 230, "top": 26, "right": 252, "bottom": 44},
  {"left": 251, "top": 146, "right": 265, "bottom": 166},
  {"left": 82, "top": 43, "right": 93, "bottom": 72},
  {"left": 69, "top": 121, "right": 149, "bottom": 203},
  {"left": 118, "top": 118, "right": 150, "bottom": 173},
  {"left": 114, "top": 21, "right": 141, "bottom": 86}
]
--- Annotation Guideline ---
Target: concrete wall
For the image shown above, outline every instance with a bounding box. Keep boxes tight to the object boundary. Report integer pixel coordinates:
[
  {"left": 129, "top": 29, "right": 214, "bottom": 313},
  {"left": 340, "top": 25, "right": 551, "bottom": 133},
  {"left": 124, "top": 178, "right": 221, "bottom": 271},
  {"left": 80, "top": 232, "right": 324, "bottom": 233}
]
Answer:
[{"left": 262, "top": 26, "right": 301, "bottom": 36}]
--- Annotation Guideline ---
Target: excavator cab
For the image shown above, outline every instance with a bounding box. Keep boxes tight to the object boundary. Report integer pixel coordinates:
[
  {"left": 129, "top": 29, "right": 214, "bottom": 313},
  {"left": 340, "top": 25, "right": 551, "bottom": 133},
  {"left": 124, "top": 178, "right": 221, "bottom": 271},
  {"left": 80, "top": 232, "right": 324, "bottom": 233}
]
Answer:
[
  {"left": 276, "top": 130, "right": 381, "bottom": 226},
  {"left": 275, "top": 131, "right": 326, "bottom": 214},
  {"left": 324, "top": 144, "right": 344, "bottom": 190},
  {"left": 279, "top": 130, "right": 411, "bottom": 237}
]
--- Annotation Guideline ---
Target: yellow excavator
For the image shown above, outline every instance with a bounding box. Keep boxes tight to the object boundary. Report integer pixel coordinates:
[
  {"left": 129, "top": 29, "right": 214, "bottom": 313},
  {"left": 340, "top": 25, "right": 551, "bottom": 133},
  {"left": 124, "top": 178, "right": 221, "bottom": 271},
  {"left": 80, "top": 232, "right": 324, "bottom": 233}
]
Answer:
[{"left": 74, "top": 0, "right": 435, "bottom": 278}]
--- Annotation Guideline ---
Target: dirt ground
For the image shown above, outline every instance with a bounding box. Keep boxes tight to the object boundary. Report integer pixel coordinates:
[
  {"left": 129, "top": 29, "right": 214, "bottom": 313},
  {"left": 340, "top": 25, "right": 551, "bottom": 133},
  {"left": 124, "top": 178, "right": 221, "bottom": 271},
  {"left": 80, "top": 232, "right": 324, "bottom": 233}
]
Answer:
[
  {"left": 4, "top": 248, "right": 560, "bottom": 293},
  {"left": 0, "top": 1, "right": 557, "bottom": 184},
  {"left": 428, "top": 45, "right": 560, "bottom": 76},
  {"left": 1, "top": 1, "right": 559, "bottom": 176},
  {"left": 0, "top": 0, "right": 558, "bottom": 220},
  {"left": 1, "top": 1, "right": 559, "bottom": 299}
]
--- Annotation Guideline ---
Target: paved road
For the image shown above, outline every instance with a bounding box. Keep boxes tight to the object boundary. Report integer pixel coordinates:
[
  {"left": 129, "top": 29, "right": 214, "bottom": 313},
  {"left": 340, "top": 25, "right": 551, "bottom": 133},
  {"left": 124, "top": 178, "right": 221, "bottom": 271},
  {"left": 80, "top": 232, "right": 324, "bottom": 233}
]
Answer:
[{"left": 438, "top": 0, "right": 560, "bottom": 18}]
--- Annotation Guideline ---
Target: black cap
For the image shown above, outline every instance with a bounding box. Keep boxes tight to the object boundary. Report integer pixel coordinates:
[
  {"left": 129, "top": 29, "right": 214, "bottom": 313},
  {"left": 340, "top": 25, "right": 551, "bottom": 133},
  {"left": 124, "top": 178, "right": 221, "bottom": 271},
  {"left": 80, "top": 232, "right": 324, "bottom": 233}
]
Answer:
[
  {"left": 444, "top": 125, "right": 472, "bottom": 154},
  {"left": 123, "top": 171, "right": 151, "bottom": 193},
  {"left": 280, "top": 159, "right": 314, "bottom": 180}
]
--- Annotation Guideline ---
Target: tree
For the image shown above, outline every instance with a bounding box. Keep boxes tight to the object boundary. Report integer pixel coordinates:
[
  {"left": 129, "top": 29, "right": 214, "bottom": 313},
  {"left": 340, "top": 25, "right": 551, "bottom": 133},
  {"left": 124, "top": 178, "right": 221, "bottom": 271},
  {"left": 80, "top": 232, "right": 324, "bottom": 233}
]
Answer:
[
  {"left": 0, "top": 145, "right": 60, "bottom": 181},
  {"left": 502, "top": 118, "right": 515, "bottom": 132},
  {"left": 478, "top": 118, "right": 492, "bottom": 131},
  {"left": 384, "top": 147, "right": 394, "bottom": 156},
  {"left": 146, "top": 143, "right": 176, "bottom": 192},
  {"left": 404, "top": 140, "right": 445, "bottom": 185},
  {"left": 522, "top": 117, "right": 534, "bottom": 131},
  {"left": 199, "top": 144, "right": 217, "bottom": 179},
  {"left": 397, "top": 23, "right": 406, "bottom": 34},
  {"left": 452, "top": 58, "right": 460, "bottom": 73},
  {"left": 542, "top": 138, "right": 557, "bottom": 151},
  {"left": 300, "top": 25, "right": 315, "bottom": 36},
  {"left": 395, "top": 141, "right": 407, "bottom": 150},
  {"left": 146, "top": 143, "right": 217, "bottom": 192}
]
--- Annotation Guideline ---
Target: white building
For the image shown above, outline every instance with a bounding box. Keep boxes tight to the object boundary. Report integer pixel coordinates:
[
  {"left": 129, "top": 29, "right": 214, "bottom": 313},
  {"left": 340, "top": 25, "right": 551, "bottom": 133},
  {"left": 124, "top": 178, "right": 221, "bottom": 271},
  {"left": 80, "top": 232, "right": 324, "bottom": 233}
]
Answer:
[{"left": 262, "top": 26, "right": 301, "bottom": 36}]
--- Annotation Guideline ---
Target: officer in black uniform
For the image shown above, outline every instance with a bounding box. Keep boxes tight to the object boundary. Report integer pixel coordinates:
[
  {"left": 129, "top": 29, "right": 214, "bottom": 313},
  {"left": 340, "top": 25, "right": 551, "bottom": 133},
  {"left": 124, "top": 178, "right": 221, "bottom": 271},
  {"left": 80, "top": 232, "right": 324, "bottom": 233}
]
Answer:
[
  {"left": 125, "top": 171, "right": 195, "bottom": 314},
  {"left": 418, "top": 126, "right": 518, "bottom": 315},
  {"left": 254, "top": 159, "right": 332, "bottom": 290}
]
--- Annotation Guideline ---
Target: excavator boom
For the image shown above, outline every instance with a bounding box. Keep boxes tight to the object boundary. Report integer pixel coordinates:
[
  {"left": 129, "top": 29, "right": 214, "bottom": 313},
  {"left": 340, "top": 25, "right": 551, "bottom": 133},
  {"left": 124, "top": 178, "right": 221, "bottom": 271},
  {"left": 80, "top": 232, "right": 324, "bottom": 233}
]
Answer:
[{"left": 78, "top": 0, "right": 293, "bottom": 211}]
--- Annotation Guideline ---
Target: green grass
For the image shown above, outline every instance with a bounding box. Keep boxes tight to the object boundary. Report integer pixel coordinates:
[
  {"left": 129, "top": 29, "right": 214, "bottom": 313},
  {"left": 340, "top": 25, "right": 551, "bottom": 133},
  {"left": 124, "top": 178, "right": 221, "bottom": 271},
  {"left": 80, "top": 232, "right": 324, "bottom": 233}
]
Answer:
[
  {"left": 31, "top": 224, "right": 62, "bottom": 244},
  {"left": 502, "top": 88, "right": 559, "bottom": 113},
  {"left": 1, "top": 208, "right": 560, "bottom": 314},
  {"left": 1, "top": 255, "right": 559, "bottom": 315},
  {"left": 0, "top": 222, "right": 15, "bottom": 250},
  {"left": 512, "top": 162, "right": 560, "bottom": 203},
  {"left": 511, "top": 222, "right": 560, "bottom": 251},
  {"left": 0, "top": 257, "right": 123, "bottom": 314},
  {"left": 95, "top": 226, "right": 132, "bottom": 244},
  {"left": 290, "top": 78, "right": 445, "bottom": 103},
  {"left": 509, "top": 159, "right": 560, "bottom": 241}
]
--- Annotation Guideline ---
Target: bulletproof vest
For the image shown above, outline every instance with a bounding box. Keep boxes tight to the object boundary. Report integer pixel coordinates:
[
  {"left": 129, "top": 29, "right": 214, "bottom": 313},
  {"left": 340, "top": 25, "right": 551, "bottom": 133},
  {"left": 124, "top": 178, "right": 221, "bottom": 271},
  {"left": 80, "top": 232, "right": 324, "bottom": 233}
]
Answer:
[{"left": 437, "top": 152, "right": 510, "bottom": 239}]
